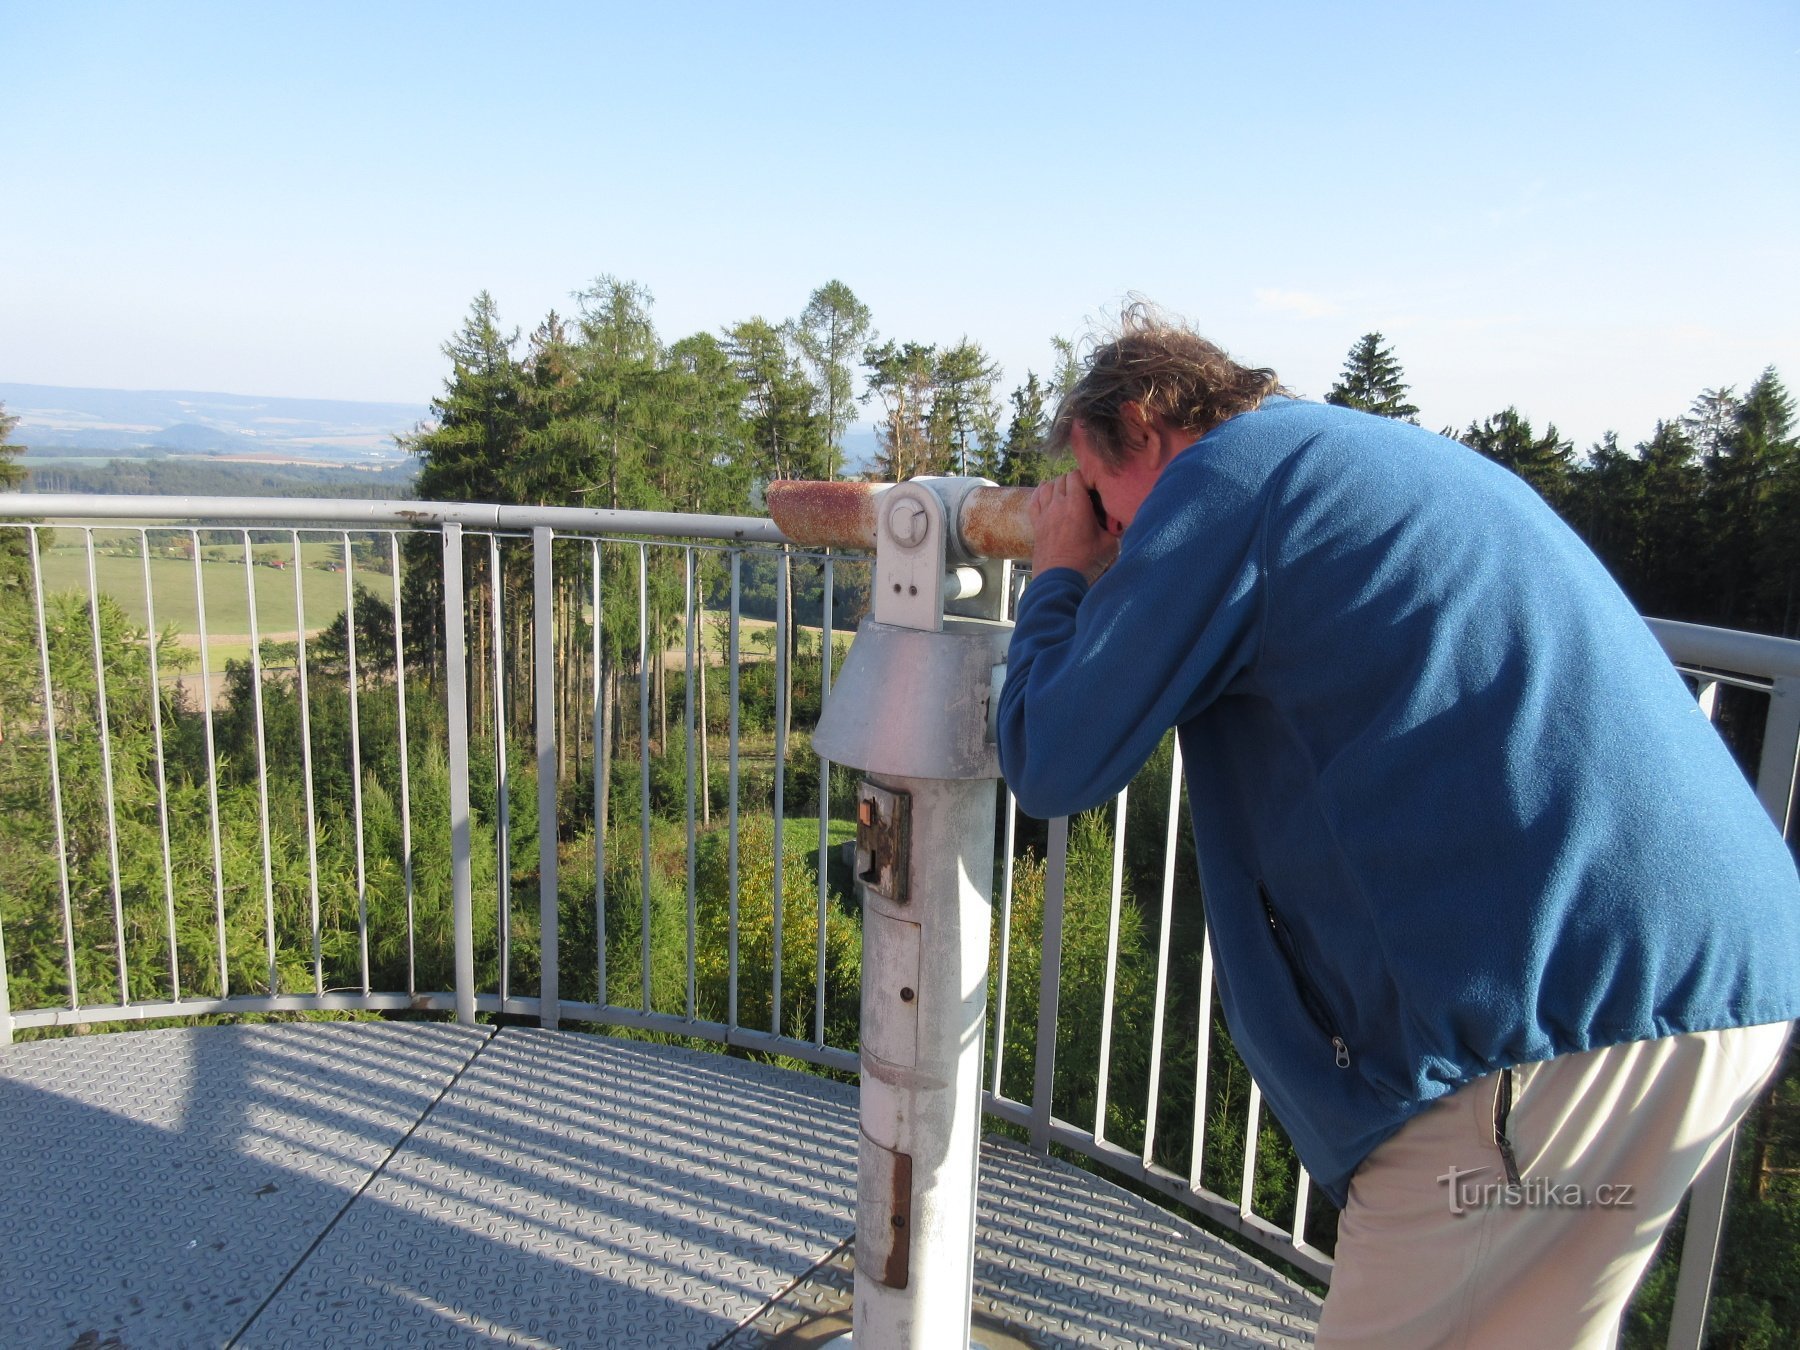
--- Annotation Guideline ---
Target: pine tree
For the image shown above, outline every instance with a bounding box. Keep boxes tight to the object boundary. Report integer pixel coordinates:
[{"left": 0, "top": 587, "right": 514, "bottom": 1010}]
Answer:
[
  {"left": 1633, "top": 421, "right": 1708, "bottom": 622},
  {"left": 1325, "top": 333, "right": 1420, "bottom": 422},
  {"left": 0, "top": 401, "right": 29, "bottom": 595},
  {"left": 1047, "top": 335, "right": 1081, "bottom": 405},
  {"left": 0, "top": 402, "right": 22, "bottom": 490},
  {"left": 1459, "top": 408, "right": 1573, "bottom": 507},
  {"left": 928, "top": 340, "right": 1002, "bottom": 478},
  {"left": 1691, "top": 374, "right": 1798, "bottom": 628},
  {"left": 790, "top": 281, "right": 873, "bottom": 481},
  {"left": 863, "top": 340, "right": 938, "bottom": 482},
  {"left": 726, "top": 318, "right": 826, "bottom": 484},
  {"left": 1732, "top": 370, "right": 1798, "bottom": 633},
  {"left": 407, "top": 292, "right": 526, "bottom": 505},
  {"left": 1564, "top": 432, "right": 1641, "bottom": 582},
  {"left": 573, "top": 276, "right": 663, "bottom": 511},
  {"left": 998, "top": 373, "right": 1049, "bottom": 486}
]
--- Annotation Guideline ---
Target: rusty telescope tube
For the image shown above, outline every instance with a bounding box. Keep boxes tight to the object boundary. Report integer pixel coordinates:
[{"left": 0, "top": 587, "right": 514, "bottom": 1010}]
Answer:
[
  {"left": 774, "top": 477, "right": 1019, "bottom": 1349},
  {"left": 767, "top": 479, "right": 1036, "bottom": 563}
]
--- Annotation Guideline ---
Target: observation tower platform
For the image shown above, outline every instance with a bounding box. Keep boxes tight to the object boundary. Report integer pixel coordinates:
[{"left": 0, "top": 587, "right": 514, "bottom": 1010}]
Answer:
[{"left": 0, "top": 1021, "right": 1322, "bottom": 1349}]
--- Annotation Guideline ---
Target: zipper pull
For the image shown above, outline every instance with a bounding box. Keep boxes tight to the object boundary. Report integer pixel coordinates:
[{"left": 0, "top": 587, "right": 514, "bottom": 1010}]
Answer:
[{"left": 1331, "top": 1036, "right": 1351, "bottom": 1070}]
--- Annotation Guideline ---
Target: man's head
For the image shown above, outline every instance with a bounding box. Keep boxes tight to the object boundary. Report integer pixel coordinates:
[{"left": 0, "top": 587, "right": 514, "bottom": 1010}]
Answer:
[{"left": 1048, "top": 304, "right": 1283, "bottom": 472}]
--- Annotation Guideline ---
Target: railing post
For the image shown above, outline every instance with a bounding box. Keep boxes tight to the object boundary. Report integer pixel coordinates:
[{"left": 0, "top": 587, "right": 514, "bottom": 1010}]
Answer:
[
  {"left": 1667, "top": 1133, "right": 1736, "bottom": 1350},
  {"left": 1030, "top": 815, "right": 1068, "bottom": 1153},
  {"left": 533, "top": 527, "right": 560, "bottom": 1030},
  {"left": 1754, "top": 673, "right": 1799, "bottom": 837},
  {"left": 0, "top": 918, "right": 12, "bottom": 1047},
  {"left": 810, "top": 477, "right": 1013, "bottom": 1350},
  {"left": 442, "top": 525, "right": 477, "bottom": 1027}
]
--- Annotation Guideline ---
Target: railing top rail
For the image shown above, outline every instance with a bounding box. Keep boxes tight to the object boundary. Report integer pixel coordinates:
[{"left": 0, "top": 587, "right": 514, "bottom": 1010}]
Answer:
[
  {"left": 1646, "top": 617, "right": 1800, "bottom": 681},
  {"left": 0, "top": 492, "right": 795, "bottom": 546}
]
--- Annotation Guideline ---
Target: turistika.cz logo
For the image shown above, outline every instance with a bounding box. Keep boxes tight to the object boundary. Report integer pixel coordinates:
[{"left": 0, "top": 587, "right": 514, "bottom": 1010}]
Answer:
[{"left": 1436, "top": 1164, "right": 1636, "bottom": 1216}]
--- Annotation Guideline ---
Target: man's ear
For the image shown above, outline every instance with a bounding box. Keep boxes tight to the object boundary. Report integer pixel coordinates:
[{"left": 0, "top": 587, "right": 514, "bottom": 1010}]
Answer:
[{"left": 1119, "top": 401, "right": 1157, "bottom": 454}]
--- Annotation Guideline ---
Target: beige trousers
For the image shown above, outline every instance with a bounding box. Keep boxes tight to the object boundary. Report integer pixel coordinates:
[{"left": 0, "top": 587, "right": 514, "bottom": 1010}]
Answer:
[{"left": 1315, "top": 1020, "right": 1791, "bottom": 1349}]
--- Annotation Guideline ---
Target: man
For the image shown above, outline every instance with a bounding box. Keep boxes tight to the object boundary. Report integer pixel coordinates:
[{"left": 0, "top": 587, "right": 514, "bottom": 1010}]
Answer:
[{"left": 996, "top": 308, "right": 1800, "bottom": 1348}]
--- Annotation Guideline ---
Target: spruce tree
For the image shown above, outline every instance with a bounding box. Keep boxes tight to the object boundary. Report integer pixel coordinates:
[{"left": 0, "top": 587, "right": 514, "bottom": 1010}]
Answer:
[
  {"left": 407, "top": 291, "right": 526, "bottom": 505},
  {"left": 0, "top": 401, "right": 28, "bottom": 595},
  {"left": 1326, "top": 333, "right": 1420, "bottom": 422},
  {"left": 726, "top": 318, "right": 826, "bottom": 484},
  {"left": 998, "top": 373, "right": 1049, "bottom": 485},
  {"left": 863, "top": 341, "right": 938, "bottom": 482},
  {"left": 1459, "top": 408, "right": 1573, "bottom": 507},
  {"left": 928, "top": 340, "right": 1001, "bottom": 477},
  {"left": 0, "top": 402, "right": 22, "bottom": 490},
  {"left": 790, "top": 281, "right": 873, "bottom": 481}
]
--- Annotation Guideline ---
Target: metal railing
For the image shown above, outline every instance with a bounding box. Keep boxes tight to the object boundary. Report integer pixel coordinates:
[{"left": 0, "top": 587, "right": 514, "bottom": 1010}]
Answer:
[{"left": 0, "top": 492, "right": 1794, "bottom": 1348}]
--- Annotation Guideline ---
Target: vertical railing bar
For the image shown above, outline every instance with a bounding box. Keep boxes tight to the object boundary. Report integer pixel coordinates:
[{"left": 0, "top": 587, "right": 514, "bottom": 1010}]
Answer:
[
  {"left": 727, "top": 551, "right": 742, "bottom": 1030},
  {"left": 243, "top": 530, "right": 278, "bottom": 995},
  {"left": 995, "top": 559, "right": 1023, "bottom": 1098},
  {"left": 29, "top": 528, "right": 80, "bottom": 1010},
  {"left": 83, "top": 529, "right": 130, "bottom": 1005},
  {"left": 1695, "top": 677, "right": 1720, "bottom": 723},
  {"left": 441, "top": 525, "right": 476, "bottom": 1026},
  {"left": 814, "top": 555, "right": 833, "bottom": 1048},
  {"left": 592, "top": 540, "right": 607, "bottom": 1007},
  {"left": 637, "top": 542, "right": 652, "bottom": 1013},
  {"left": 1667, "top": 1134, "right": 1737, "bottom": 1350},
  {"left": 0, "top": 895, "right": 9, "bottom": 1044},
  {"left": 683, "top": 547, "right": 698, "bottom": 1022},
  {"left": 1291, "top": 1166, "right": 1314, "bottom": 1253},
  {"left": 1753, "top": 673, "right": 1798, "bottom": 836},
  {"left": 343, "top": 532, "right": 369, "bottom": 995},
  {"left": 771, "top": 550, "right": 788, "bottom": 1036},
  {"left": 191, "top": 529, "right": 229, "bottom": 996},
  {"left": 1029, "top": 814, "right": 1070, "bottom": 1151},
  {"left": 292, "top": 531, "right": 323, "bottom": 995},
  {"left": 990, "top": 790, "right": 1018, "bottom": 1095},
  {"left": 1240, "top": 1080, "right": 1264, "bottom": 1218},
  {"left": 1093, "top": 788, "right": 1129, "bottom": 1143},
  {"left": 491, "top": 532, "right": 511, "bottom": 1004},
  {"left": 532, "top": 527, "right": 559, "bottom": 1030},
  {"left": 1141, "top": 737, "right": 1184, "bottom": 1168},
  {"left": 389, "top": 532, "right": 416, "bottom": 996},
  {"left": 140, "top": 528, "right": 181, "bottom": 1001},
  {"left": 1188, "top": 922, "right": 1217, "bottom": 1190}
]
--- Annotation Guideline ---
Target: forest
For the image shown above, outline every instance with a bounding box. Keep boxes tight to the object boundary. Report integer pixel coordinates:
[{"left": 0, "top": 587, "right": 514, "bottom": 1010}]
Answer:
[{"left": 0, "top": 279, "right": 1796, "bottom": 1347}]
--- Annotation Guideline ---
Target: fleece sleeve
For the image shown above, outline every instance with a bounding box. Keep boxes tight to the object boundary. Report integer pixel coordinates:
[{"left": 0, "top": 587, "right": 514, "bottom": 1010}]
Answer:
[{"left": 995, "top": 461, "right": 1272, "bottom": 820}]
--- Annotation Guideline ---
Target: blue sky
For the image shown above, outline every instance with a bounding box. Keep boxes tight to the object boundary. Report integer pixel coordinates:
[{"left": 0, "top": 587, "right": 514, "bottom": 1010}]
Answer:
[{"left": 3, "top": 0, "right": 1796, "bottom": 452}]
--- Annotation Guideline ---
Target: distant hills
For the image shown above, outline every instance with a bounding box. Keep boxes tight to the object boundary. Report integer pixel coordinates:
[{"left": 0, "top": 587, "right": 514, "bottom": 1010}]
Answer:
[
  {"left": 0, "top": 383, "right": 428, "bottom": 464},
  {"left": 1, "top": 382, "right": 889, "bottom": 485}
]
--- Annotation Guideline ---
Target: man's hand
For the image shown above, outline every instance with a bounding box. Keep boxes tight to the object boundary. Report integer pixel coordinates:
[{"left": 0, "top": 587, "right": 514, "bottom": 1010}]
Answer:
[{"left": 1029, "top": 471, "right": 1119, "bottom": 584}]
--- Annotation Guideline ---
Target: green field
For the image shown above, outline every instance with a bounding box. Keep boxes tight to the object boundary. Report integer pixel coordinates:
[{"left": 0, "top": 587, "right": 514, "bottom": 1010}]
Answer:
[
  {"left": 32, "top": 531, "right": 396, "bottom": 646},
  {"left": 22, "top": 529, "right": 856, "bottom": 681}
]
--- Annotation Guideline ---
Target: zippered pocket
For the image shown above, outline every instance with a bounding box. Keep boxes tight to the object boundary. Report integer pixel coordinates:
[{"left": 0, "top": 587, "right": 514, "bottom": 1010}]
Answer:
[{"left": 1258, "top": 881, "right": 1351, "bottom": 1070}]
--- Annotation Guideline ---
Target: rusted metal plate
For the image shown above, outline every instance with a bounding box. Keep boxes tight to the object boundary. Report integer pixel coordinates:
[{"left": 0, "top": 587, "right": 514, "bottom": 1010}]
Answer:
[
  {"left": 856, "top": 781, "right": 910, "bottom": 901},
  {"left": 959, "top": 485, "right": 1035, "bottom": 561},
  {"left": 856, "top": 1130, "right": 914, "bottom": 1290},
  {"left": 766, "top": 480, "right": 887, "bottom": 550}
]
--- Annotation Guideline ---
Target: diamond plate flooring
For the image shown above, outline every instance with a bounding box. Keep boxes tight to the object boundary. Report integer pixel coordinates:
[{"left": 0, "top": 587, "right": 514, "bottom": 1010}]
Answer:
[{"left": 0, "top": 1023, "right": 1320, "bottom": 1348}]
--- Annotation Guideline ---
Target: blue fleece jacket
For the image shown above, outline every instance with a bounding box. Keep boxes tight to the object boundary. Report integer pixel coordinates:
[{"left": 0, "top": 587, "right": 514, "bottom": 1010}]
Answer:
[{"left": 997, "top": 398, "right": 1800, "bottom": 1206}]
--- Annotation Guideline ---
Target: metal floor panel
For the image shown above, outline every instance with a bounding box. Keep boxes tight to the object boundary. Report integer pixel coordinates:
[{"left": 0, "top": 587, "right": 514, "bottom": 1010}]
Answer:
[
  {"left": 1, "top": 1023, "right": 1322, "bottom": 1349},
  {"left": 0, "top": 1021, "right": 489, "bottom": 1350},
  {"left": 970, "top": 1139, "right": 1319, "bottom": 1348},
  {"left": 239, "top": 1028, "right": 863, "bottom": 1349},
  {"left": 735, "top": 1138, "right": 1321, "bottom": 1349}
]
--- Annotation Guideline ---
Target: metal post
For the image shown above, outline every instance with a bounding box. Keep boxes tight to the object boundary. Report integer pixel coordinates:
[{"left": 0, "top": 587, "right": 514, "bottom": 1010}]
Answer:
[
  {"left": 442, "top": 525, "right": 477, "bottom": 1027},
  {"left": 810, "top": 477, "right": 1014, "bottom": 1350},
  {"left": 533, "top": 527, "right": 560, "bottom": 1029}
]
